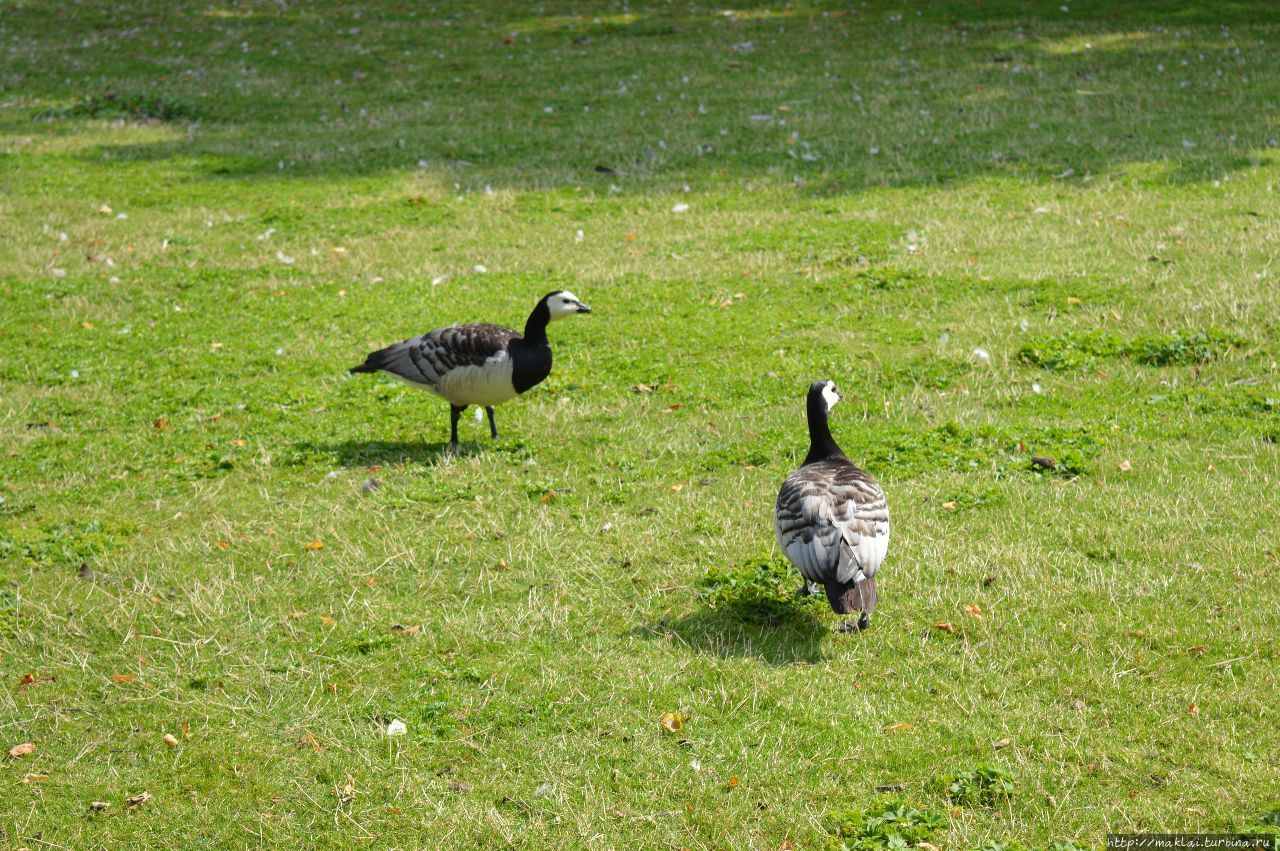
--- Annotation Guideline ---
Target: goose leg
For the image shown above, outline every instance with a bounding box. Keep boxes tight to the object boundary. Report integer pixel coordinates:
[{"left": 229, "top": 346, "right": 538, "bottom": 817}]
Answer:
[
  {"left": 449, "top": 405, "right": 466, "bottom": 448},
  {"left": 485, "top": 406, "right": 498, "bottom": 440}
]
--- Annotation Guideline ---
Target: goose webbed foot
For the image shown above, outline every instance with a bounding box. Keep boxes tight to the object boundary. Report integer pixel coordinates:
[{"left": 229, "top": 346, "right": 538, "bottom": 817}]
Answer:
[
  {"left": 796, "top": 582, "right": 822, "bottom": 599},
  {"left": 837, "top": 612, "right": 872, "bottom": 633},
  {"left": 834, "top": 611, "right": 875, "bottom": 629}
]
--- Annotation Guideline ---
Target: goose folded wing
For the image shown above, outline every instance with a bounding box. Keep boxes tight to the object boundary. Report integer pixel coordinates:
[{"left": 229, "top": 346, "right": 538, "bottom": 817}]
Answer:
[
  {"left": 775, "top": 478, "right": 845, "bottom": 584},
  {"left": 829, "top": 479, "right": 890, "bottom": 585},
  {"left": 362, "top": 324, "right": 517, "bottom": 386}
]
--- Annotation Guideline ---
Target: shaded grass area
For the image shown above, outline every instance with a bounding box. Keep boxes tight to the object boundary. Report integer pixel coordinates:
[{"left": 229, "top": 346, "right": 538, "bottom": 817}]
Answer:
[{"left": 2, "top": 0, "right": 1280, "bottom": 848}]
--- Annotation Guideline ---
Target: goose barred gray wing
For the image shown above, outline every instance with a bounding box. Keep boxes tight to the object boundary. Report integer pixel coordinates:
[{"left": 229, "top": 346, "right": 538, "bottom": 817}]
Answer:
[
  {"left": 774, "top": 459, "right": 890, "bottom": 613},
  {"left": 351, "top": 323, "right": 517, "bottom": 389}
]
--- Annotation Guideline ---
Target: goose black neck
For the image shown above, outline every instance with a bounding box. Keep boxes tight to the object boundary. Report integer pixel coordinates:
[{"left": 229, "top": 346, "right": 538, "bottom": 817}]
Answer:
[
  {"left": 523, "top": 299, "right": 551, "bottom": 345},
  {"left": 803, "top": 395, "right": 845, "bottom": 466}
]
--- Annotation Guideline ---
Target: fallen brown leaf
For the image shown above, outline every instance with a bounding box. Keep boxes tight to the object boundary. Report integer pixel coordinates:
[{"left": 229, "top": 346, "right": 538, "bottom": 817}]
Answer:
[
  {"left": 8, "top": 742, "right": 36, "bottom": 758},
  {"left": 727, "top": 775, "right": 740, "bottom": 789},
  {"left": 1187, "top": 645, "right": 1206, "bottom": 656},
  {"left": 1189, "top": 703, "right": 1200, "bottom": 717},
  {"left": 320, "top": 615, "right": 336, "bottom": 626},
  {"left": 933, "top": 621, "right": 956, "bottom": 635},
  {"left": 153, "top": 418, "right": 170, "bottom": 431},
  {"left": 1118, "top": 459, "right": 1132, "bottom": 472},
  {"left": 162, "top": 734, "right": 179, "bottom": 748},
  {"left": 885, "top": 723, "right": 913, "bottom": 734},
  {"left": 90, "top": 801, "right": 111, "bottom": 813},
  {"left": 24, "top": 772, "right": 50, "bottom": 783},
  {"left": 112, "top": 673, "right": 136, "bottom": 684},
  {"left": 994, "top": 738, "right": 1012, "bottom": 749},
  {"left": 391, "top": 624, "right": 420, "bottom": 635},
  {"left": 963, "top": 603, "right": 983, "bottom": 619},
  {"left": 659, "top": 712, "right": 684, "bottom": 733},
  {"left": 303, "top": 540, "right": 324, "bottom": 551},
  {"left": 297, "top": 733, "right": 322, "bottom": 752},
  {"left": 337, "top": 774, "right": 356, "bottom": 806},
  {"left": 19, "top": 672, "right": 37, "bottom": 687},
  {"left": 941, "top": 501, "right": 958, "bottom": 510},
  {"left": 126, "top": 791, "right": 151, "bottom": 810}
]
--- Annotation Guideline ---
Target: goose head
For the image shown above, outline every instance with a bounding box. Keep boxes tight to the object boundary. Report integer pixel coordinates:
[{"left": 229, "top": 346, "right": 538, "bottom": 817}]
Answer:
[
  {"left": 544, "top": 290, "right": 592, "bottom": 321},
  {"left": 808, "top": 379, "right": 842, "bottom": 414}
]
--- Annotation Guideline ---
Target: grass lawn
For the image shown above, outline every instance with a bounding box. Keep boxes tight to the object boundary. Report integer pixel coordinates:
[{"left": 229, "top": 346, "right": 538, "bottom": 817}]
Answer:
[{"left": 2, "top": 0, "right": 1279, "bottom": 847}]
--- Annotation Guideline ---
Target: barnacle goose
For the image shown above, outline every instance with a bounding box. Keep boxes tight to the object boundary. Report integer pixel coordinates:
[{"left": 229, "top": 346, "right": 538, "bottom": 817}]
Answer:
[
  {"left": 774, "top": 380, "right": 890, "bottom": 632},
  {"left": 349, "top": 291, "right": 591, "bottom": 446}
]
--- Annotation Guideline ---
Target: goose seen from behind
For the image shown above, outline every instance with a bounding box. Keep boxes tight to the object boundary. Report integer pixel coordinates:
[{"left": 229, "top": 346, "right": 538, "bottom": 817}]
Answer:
[
  {"left": 350, "top": 291, "right": 591, "bottom": 447},
  {"left": 774, "top": 380, "right": 890, "bottom": 632}
]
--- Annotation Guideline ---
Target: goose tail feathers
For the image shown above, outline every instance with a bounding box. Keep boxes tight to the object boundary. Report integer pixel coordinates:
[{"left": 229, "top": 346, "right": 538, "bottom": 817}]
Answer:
[
  {"left": 349, "top": 343, "right": 399, "bottom": 375},
  {"left": 823, "top": 575, "right": 877, "bottom": 615}
]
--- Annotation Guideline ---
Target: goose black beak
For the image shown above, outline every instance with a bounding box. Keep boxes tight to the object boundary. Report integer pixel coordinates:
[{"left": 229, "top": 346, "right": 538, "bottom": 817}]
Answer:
[{"left": 576, "top": 303, "right": 592, "bottom": 314}]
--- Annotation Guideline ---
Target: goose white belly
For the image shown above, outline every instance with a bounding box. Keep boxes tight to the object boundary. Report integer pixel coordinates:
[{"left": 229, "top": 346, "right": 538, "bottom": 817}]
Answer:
[{"left": 429, "top": 352, "right": 518, "bottom": 407}]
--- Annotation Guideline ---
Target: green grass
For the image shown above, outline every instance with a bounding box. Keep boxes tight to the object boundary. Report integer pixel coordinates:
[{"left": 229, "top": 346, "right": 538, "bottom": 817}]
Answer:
[{"left": 2, "top": 0, "right": 1279, "bottom": 847}]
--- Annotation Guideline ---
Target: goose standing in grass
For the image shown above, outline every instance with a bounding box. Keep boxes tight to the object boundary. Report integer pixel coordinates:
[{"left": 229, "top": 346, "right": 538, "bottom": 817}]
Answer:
[
  {"left": 350, "top": 291, "right": 591, "bottom": 447},
  {"left": 775, "top": 380, "right": 890, "bottom": 632}
]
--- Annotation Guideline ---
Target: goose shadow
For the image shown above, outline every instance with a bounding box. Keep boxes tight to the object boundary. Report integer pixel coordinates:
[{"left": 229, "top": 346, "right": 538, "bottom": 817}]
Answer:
[
  {"left": 628, "top": 599, "right": 830, "bottom": 666},
  {"left": 292, "top": 439, "right": 523, "bottom": 469}
]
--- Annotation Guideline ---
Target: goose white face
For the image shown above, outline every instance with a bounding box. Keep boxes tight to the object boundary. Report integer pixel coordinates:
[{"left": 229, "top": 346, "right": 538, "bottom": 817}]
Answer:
[
  {"left": 547, "top": 290, "right": 592, "bottom": 320},
  {"left": 821, "top": 380, "right": 842, "bottom": 411}
]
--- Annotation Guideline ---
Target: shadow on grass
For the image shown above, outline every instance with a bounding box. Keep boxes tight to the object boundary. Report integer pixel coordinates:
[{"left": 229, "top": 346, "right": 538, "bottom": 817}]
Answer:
[
  {"left": 631, "top": 556, "right": 834, "bottom": 664},
  {"left": 633, "top": 605, "right": 830, "bottom": 666},
  {"left": 12, "top": 0, "right": 1280, "bottom": 194},
  {"left": 292, "top": 439, "right": 508, "bottom": 468}
]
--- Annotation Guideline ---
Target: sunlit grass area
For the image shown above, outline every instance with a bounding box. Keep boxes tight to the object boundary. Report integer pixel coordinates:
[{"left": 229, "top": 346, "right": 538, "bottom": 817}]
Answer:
[{"left": 2, "top": 1, "right": 1278, "bottom": 847}]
